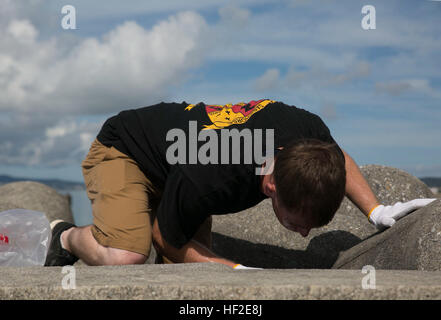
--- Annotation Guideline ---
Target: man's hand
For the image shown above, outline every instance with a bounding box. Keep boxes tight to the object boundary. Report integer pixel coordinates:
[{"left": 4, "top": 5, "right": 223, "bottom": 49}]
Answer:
[{"left": 368, "top": 198, "right": 437, "bottom": 230}]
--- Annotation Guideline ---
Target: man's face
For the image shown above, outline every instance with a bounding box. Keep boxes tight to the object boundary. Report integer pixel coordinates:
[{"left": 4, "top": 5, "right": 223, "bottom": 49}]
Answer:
[
  {"left": 271, "top": 195, "right": 314, "bottom": 237},
  {"left": 261, "top": 170, "right": 315, "bottom": 237}
]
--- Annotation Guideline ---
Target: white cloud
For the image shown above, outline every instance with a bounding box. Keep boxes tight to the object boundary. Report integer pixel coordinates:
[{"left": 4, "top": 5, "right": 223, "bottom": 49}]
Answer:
[
  {"left": 375, "top": 78, "right": 440, "bottom": 97},
  {"left": 0, "top": 9, "right": 212, "bottom": 168},
  {"left": 0, "top": 11, "right": 208, "bottom": 115},
  {"left": 375, "top": 81, "right": 411, "bottom": 96},
  {"left": 7, "top": 19, "right": 38, "bottom": 42},
  {"left": 253, "top": 61, "right": 371, "bottom": 93},
  {"left": 58, "top": 0, "right": 267, "bottom": 20},
  {"left": 0, "top": 4, "right": 262, "bottom": 169},
  {"left": 218, "top": 6, "right": 251, "bottom": 26},
  {"left": 327, "top": 61, "right": 370, "bottom": 86},
  {"left": 254, "top": 68, "right": 280, "bottom": 91},
  {"left": 0, "top": 116, "right": 101, "bottom": 167}
]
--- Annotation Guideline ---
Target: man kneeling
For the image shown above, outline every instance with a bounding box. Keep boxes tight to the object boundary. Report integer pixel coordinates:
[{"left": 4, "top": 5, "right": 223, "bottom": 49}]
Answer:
[{"left": 44, "top": 100, "right": 435, "bottom": 268}]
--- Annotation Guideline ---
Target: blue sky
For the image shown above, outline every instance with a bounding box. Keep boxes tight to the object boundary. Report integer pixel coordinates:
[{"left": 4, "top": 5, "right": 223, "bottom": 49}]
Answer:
[{"left": 0, "top": 0, "right": 440, "bottom": 182}]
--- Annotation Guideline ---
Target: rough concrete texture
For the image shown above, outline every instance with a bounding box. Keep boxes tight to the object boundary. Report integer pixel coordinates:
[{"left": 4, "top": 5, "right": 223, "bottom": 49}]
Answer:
[
  {"left": 212, "top": 165, "right": 435, "bottom": 269},
  {"left": 333, "top": 199, "right": 441, "bottom": 271},
  {"left": 0, "top": 263, "right": 440, "bottom": 300},
  {"left": 0, "top": 181, "right": 74, "bottom": 224}
]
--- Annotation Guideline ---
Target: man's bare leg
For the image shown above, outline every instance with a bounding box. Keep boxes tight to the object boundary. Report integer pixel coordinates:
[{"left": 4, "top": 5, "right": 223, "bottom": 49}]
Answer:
[{"left": 61, "top": 226, "right": 146, "bottom": 266}]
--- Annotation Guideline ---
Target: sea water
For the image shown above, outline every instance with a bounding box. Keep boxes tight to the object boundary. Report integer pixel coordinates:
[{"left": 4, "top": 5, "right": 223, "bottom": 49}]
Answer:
[{"left": 58, "top": 189, "right": 93, "bottom": 226}]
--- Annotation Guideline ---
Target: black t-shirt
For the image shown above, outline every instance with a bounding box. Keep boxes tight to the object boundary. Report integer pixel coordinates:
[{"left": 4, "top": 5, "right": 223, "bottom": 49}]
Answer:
[{"left": 97, "top": 99, "right": 342, "bottom": 248}]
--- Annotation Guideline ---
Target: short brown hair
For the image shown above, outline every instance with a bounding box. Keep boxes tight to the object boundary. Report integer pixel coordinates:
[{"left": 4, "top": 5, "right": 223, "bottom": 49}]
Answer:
[{"left": 273, "top": 139, "right": 346, "bottom": 227}]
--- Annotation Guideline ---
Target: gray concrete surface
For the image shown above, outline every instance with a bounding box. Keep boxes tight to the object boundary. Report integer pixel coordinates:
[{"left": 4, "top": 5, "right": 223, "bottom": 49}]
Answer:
[
  {"left": 333, "top": 199, "right": 441, "bottom": 271},
  {"left": 0, "top": 263, "right": 440, "bottom": 300}
]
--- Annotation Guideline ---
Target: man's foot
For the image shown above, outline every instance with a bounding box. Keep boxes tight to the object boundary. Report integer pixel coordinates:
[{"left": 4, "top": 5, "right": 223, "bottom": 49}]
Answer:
[{"left": 44, "top": 220, "right": 79, "bottom": 266}]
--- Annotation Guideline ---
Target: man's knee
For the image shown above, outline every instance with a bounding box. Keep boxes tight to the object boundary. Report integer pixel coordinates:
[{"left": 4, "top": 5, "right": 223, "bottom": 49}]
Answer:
[{"left": 103, "top": 247, "right": 147, "bottom": 265}]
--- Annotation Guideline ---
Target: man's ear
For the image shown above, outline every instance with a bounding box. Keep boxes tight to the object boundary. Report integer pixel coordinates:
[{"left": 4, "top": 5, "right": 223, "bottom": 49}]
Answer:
[{"left": 263, "top": 173, "right": 277, "bottom": 197}]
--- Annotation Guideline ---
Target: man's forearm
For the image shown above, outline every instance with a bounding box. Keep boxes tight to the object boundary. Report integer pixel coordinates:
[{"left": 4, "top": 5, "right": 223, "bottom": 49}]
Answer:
[
  {"left": 152, "top": 219, "right": 237, "bottom": 267},
  {"left": 343, "top": 150, "right": 380, "bottom": 217},
  {"left": 167, "top": 239, "right": 237, "bottom": 267}
]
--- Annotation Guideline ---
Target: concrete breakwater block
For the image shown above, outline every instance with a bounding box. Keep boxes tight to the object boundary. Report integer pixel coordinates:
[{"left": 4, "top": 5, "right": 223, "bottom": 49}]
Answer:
[
  {"left": 1, "top": 263, "right": 440, "bottom": 300},
  {"left": 332, "top": 199, "right": 441, "bottom": 271},
  {"left": 211, "top": 165, "right": 434, "bottom": 269},
  {"left": 0, "top": 181, "right": 74, "bottom": 224}
]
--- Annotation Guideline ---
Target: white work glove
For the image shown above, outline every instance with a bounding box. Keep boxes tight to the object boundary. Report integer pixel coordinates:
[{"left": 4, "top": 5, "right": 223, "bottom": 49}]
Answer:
[
  {"left": 368, "top": 198, "right": 437, "bottom": 230},
  {"left": 232, "top": 264, "right": 262, "bottom": 270}
]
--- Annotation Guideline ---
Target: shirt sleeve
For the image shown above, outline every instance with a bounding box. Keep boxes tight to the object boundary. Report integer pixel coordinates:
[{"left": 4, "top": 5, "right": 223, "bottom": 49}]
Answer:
[{"left": 155, "top": 167, "right": 210, "bottom": 249}]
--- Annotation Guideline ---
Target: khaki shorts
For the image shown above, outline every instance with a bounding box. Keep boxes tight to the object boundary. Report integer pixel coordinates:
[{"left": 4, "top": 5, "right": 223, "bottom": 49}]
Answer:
[{"left": 82, "top": 139, "right": 211, "bottom": 258}]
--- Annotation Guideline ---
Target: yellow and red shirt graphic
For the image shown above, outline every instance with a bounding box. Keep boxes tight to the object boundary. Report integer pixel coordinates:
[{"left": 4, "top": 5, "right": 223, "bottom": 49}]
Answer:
[{"left": 185, "top": 99, "right": 275, "bottom": 130}]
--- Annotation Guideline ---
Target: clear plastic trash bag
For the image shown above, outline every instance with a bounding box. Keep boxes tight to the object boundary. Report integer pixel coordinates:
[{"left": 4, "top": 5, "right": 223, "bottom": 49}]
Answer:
[{"left": 0, "top": 209, "right": 52, "bottom": 266}]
